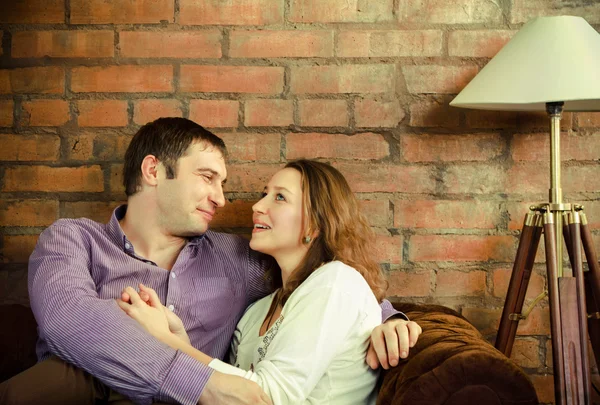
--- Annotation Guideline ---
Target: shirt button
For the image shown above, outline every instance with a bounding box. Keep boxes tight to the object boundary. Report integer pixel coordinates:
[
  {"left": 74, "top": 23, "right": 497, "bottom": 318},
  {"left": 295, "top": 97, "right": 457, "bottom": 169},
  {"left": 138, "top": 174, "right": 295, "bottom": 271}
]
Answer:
[
  {"left": 168, "top": 304, "right": 174, "bottom": 311},
  {"left": 125, "top": 243, "right": 131, "bottom": 249},
  {"left": 171, "top": 272, "right": 176, "bottom": 279}
]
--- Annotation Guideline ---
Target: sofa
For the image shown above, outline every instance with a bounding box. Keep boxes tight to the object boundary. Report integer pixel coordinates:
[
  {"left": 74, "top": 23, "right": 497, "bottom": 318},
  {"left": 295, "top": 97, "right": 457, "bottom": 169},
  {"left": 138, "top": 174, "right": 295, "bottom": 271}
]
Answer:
[{"left": 0, "top": 302, "right": 539, "bottom": 405}]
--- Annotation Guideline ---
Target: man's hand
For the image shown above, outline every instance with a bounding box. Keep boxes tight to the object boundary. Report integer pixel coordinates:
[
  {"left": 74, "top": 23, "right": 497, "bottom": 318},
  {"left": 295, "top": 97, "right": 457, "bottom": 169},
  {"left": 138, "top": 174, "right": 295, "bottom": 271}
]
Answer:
[
  {"left": 199, "top": 372, "right": 272, "bottom": 405},
  {"left": 366, "top": 318, "right": 422, "bottom": 370}
]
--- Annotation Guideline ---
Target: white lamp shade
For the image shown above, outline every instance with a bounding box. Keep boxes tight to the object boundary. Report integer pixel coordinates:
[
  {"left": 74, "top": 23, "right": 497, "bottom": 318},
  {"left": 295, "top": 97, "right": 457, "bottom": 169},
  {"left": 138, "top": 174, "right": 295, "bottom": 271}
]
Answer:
[{"left": 450, "top": 16, "right": 600, "bottom": 112}]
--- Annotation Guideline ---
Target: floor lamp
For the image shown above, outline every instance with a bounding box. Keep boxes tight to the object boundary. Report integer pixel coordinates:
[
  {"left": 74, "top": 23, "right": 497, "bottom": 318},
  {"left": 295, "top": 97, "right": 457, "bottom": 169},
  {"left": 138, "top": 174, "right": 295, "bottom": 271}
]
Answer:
[{"left": 450, "top": 16, "right": 600, "bottom": 405}]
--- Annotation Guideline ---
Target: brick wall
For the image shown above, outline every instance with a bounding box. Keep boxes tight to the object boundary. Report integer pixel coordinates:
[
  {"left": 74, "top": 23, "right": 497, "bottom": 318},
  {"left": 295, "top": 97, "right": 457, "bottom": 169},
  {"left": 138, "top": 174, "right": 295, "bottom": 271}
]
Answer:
[{"left": 1, "top": 0, "right": 599, "bottom": 400}]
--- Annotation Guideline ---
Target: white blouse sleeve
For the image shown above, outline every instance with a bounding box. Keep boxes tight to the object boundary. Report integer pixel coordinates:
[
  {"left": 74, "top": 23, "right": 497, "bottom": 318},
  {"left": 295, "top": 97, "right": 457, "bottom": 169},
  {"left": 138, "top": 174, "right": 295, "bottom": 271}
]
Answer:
[{"left": 209, "top": 282, "right": 369, "bottom": 404}]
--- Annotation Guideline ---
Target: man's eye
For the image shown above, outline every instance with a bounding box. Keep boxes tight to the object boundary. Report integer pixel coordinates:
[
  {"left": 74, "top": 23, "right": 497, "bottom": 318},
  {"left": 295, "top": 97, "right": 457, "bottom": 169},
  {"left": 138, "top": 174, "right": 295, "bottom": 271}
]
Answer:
[
  {"left": 275, "top": 193, "right": 285, "bottom": 201},
  {"left": 203, "top": 175, "right": 213, "bottom": 183}
]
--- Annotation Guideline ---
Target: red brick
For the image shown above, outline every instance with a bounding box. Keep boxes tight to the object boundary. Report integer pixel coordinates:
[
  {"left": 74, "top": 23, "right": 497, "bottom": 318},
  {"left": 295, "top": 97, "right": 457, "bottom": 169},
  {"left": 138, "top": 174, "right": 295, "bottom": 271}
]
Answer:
[
  {"left": 505, "top": 162, "right": 549, "bottom": 196},
  {"left": 394, "top": 200, "right": 500, "bottom": 229},
  {"left": 359, "top": 200, "right": 389, "bottom": 228},
  {"left": 181, "top": 66, "right": 284, "bottom": 94},
  {"left": 286, "top": 133, "right": 389, "bottom": 160},
  {"left": 134, "top": 99, "right": 183, "bottom": 125},
  {"left": 226, "top": 164, "right": 284, "bottom": 193},
  {"left": 402, "top": 133, "right": 503, "bottom": 162},
  {"left": 387, "top": 269, "right": 431, "bottom": 297},
  {"left": 298, "top": 100, "right": 348, "bottom": 127},
  {"left": 398, "top": 0, "right": 503, "bottom": 24},
  {"left": 448, "top": 30, "right": 515, "bottom": 58},
  {"left": 563, "top": 165, "right": 600, "bottom": 194},
  {"left": 291, "top": 65, "right": 394, "bottom": 94},
  {"left": 373, "top": 234, "right": 403, "bottom": 264},
  {"left": 2, "top": 235, "right": 39, "bottom": 263},
  {"left": 211, "top": 200, "right": 254, "bottom": 228},
  {"left": 110, "top": 164, "right": 125, "bottom": 195},
  {"left": 402, "top": 65, "right": 479, "bottom": 94},
  {"left": 355, "top": 99, "right": 404, "bottom": 128},
  {"left": 511, "top": 0, "right": 600, "bottom": 24},
  {"left": 180, "top": 0, "right": 283, "bottom": 25},
  {"left": 12, "top": 31, "right": 114, "bottom": 58},
  {"left": 0, "top": 134, "right": 60, "bottom": 161},
  {"left": 435, "top": 270, "right": 486, "bottom": 297},
  {"left": 517, "top": 306, "right": 551, "bottom": 336},
  {"left": 335, "top": 163, "right": 436, "bottom": 193},
  {"left": 337, "top": 30, "right": 442, "bottom": 57},
  {"left": 72, "top": 66, "right": 173, "bottom": 93},
  {"left": 0, "top": 101, "right": 12, "bottom": 127},
  {"left": 492, "top": 268, "right": 545, "bottom": 301},
  {"left": 230, "top": 30, "right": 333, "bottom": 58},
  {"left": 2, "top": 166, "right": 104, "bottom": 192},
  {"left": 461, "top": 307, "right": 501, "bottom": 335},
  {"left": 65, "top": 132, "right": 131, "bottom": 162},
  {"left": 577, "top": 112, "right": 600, "bottom": 128},
  {"left": 409, "top": 235, "right": 516, "bottom": 262},
  {"left": 0, "top": 200, "right": 59, "bottom": 227},
  {"left": 290, "top": 0, "right": 393, "bottom": 23},
  {"left": 120, "top": 31, "right": 222, "bottom": 58},
  {"left": 70, "top": 0, "right": 174, "bottom": 24},
  {"left": 443, "top": 165, "right": 506, "bottom": 194},
  {"left": 410, "top": 100, "right": 460, "bottom": 128},
  {"left": 466, "top": 110, "right": 573, "bottom": 130},
  {"left": 62, "top": 201, "right": 123, "bottom": 223},
  {"left": 189, "top": 100, "right": 239, "bottom": 128},
  {"left": 0, "top": 0, "right": 64, "bottom": 23},
  {"left": 512, "top": 132, "right": 600, "bottom": 162},
  {"left": 511, "top": 338, "right": 542, "bottom": 369},
  {"left": 217, "top": 133, "right": 280, "bottom": 162},
  {"left": 78, "top": 100, "right": 128, "bottom": 127},
  {"left": 529, "top": 375, "right": 555, "bottom": 404},
  {"left": 245, "top": 100, "right": 293, "bottom": 127},
  {"left": 0, "top": 67, "right": 64, "bottom": 95},
  {"left": 22, "top": 100, "right": 70, "bottom": 127}
]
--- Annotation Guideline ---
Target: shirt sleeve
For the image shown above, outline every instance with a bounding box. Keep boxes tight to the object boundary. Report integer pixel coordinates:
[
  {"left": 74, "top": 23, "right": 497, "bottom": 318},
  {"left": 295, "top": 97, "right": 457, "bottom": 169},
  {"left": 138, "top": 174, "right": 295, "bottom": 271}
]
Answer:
[
  {"left": 28, "top": 223, "right": 212, "bottom": 405},
  {"left": 380, "top": 298, "right": 409, "bottom": 322},
  {"left": 245, "top": 246, "right": 276, "bottom": 304},
  {"left": 208, "top": 282, "right": 374, "bottom": 404}
]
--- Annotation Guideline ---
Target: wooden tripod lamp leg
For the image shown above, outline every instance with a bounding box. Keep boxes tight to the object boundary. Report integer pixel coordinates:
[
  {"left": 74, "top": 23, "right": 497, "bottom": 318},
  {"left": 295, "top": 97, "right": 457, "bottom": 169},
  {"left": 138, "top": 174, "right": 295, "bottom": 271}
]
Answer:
[
  {"left": 544, "top": 212, "right": 567, "bottom": 405},
  {"left": 578, "top": 212, "right": 600, "bottom": 374},
  {"left": 496, "top": 211, "right": 543, "bottom": 356}
]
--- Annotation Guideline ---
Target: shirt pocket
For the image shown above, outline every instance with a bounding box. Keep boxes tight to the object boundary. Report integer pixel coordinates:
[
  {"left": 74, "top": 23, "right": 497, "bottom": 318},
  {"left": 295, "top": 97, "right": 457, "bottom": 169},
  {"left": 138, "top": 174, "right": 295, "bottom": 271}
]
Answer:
[{"left": 191, "top": 276, "right": 235, "bottom": 332}]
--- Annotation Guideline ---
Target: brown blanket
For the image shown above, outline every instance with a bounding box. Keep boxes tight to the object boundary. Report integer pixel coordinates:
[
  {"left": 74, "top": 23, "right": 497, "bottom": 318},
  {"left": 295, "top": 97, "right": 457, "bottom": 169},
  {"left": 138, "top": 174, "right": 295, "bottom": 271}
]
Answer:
[{"left": 378, "top": 304, "right": 539, "bottom": 405}]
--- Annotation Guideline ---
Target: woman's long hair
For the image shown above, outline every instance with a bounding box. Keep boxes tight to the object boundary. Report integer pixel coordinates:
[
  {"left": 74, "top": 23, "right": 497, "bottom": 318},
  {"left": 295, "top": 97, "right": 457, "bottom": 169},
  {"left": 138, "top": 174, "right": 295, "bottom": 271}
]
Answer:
[{"left": 270, "top": 159, "right": 387, "bottom": 304}]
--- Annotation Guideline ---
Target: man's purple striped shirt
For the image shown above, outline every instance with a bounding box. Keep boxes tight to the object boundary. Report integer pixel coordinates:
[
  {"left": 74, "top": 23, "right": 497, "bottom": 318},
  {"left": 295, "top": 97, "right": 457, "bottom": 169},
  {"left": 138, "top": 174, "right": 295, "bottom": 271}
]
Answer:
[{"left": 28, "top": 205, "right": 401, "bottom": 404}]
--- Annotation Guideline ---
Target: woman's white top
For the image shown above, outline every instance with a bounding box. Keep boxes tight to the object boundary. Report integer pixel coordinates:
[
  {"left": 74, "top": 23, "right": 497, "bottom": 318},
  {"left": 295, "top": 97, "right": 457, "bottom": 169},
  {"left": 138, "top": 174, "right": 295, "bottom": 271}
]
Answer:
[{"left": 208, "top": 260, "right": 381, "bottom": 404}]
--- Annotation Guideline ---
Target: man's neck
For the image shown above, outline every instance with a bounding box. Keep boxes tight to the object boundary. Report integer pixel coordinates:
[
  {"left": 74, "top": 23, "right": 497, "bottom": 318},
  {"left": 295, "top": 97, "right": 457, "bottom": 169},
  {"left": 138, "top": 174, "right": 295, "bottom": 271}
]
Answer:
[{"left": 120, "top": 198, "right": 187, "bottom": 270}]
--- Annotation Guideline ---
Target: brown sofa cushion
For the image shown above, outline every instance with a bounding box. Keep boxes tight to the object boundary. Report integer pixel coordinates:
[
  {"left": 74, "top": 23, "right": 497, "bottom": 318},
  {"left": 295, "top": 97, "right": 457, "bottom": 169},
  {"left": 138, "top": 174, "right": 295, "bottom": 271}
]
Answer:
[{"left": 378, "top": 303, "right": 538, "bottom": 405}]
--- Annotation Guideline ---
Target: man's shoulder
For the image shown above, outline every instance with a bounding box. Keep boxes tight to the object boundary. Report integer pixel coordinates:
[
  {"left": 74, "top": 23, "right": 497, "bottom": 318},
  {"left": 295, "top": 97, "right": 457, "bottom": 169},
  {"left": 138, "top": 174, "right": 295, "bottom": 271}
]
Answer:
[{"left": 48, "top": 217, "right": 104, "bottom": 233}]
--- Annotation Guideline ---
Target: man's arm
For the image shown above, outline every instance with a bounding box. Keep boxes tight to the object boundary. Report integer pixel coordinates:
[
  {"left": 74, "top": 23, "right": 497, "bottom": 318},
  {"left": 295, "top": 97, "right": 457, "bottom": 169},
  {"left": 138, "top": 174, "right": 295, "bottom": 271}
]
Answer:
[{"left": 29, "top": 222, "right": 211, "bottom": 405}]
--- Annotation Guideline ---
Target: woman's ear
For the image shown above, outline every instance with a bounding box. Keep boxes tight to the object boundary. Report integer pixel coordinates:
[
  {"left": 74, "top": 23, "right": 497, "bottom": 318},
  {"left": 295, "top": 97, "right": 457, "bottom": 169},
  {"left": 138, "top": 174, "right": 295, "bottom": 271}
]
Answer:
[{"left": 140, "top": 155, "right": 160, "bottom": 187}]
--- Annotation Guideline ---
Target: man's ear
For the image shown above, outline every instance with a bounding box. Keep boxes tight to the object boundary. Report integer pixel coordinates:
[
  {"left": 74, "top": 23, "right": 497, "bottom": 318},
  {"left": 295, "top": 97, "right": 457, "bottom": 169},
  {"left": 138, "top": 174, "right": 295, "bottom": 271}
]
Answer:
[{"left": 140, "top": 155, "right": 160, "bottom": 187}]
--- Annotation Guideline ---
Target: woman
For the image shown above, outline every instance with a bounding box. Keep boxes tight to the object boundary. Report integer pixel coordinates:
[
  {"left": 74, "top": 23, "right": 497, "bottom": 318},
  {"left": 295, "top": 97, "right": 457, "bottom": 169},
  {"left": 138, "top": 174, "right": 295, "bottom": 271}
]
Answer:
[{"left": 119, "top": 160, "right": 420, "bottom": 404}]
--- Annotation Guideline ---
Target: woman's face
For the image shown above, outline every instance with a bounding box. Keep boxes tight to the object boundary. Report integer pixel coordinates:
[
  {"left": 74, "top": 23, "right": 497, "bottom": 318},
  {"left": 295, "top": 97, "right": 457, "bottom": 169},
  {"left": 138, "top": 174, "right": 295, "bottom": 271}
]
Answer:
[{"left": 250, "top": 168, "right": 306, "bottom": 258}]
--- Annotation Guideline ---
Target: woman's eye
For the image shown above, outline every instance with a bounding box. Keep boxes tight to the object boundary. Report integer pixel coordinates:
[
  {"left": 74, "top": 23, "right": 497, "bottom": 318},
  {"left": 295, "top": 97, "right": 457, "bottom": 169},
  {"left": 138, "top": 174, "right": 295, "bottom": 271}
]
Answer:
[{"left": 275, "top": 193, "right": 285, "bottom": 201}]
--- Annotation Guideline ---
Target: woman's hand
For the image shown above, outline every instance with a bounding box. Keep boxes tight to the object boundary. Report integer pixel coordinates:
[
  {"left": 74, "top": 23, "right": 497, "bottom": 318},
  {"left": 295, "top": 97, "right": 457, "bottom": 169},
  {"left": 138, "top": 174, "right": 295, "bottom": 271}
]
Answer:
[
  {"left": 117, "top": 284, "right": 174, "bottom": 344},
  {"left": 119, "top": 284, "right": 191, "bottom": 345}
]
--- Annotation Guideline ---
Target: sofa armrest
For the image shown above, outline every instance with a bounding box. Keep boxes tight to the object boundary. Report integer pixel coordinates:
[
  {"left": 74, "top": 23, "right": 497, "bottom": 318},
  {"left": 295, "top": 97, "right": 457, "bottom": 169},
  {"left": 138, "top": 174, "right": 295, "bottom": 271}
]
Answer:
[
  {"left": 378, "top": 302, "right": 538, "bottom": 405},
  {"left": 0, "top": 305, "right": 38, "bottom": 382}
]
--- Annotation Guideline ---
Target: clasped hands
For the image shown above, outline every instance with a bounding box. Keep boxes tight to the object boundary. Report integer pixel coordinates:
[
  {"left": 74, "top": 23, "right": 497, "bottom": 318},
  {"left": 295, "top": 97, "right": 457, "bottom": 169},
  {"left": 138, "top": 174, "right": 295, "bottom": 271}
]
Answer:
[{"left": 117, "top": 284, "right": 422, "bottom": 370}]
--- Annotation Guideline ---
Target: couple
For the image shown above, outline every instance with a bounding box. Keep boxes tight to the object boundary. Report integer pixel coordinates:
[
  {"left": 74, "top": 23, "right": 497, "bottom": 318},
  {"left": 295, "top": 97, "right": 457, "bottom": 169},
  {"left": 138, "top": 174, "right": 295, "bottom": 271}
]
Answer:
[{"left": 0, "top": 118, "right": 421, "bottom": 405}]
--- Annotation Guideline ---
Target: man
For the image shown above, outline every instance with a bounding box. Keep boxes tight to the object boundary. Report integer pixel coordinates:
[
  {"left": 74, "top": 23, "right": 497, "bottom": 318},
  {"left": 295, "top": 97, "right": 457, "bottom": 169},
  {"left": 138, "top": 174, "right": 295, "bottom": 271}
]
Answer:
[{"left": 0, "top": 118, "right": 420, "bottom": 405}]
